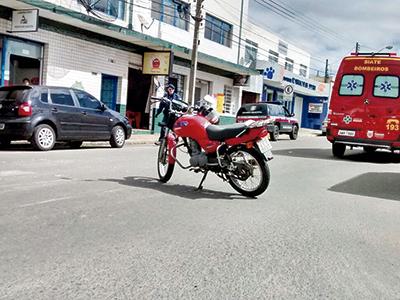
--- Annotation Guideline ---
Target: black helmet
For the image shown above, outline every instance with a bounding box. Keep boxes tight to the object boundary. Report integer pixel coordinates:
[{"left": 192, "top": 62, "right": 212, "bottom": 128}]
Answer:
[{"left": 166, "top": 83, "right": 176, "bottom": 90}]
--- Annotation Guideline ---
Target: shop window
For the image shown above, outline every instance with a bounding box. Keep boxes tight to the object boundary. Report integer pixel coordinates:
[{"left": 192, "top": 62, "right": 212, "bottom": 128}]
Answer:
[
  {"left": 92, "top": 0, "right": 126, "bottom": 20},
  {"left": 268, "top": 50, "right": 279, "bottom": 63},
  {"left": 152, "top": 0, "right": 190, "bottom": 31},
  {"left": 224, "top": 85, "right": 233, "bottom": 114},
  {"left": 205, "top": 14, "right": 233, "bottom": 48},
  {"left": 267, "top": 89, "right": 274, "bottom": 102},
  {"left": 50, "top": 89, "right": 75, "bottom": 106},
  {"left": 285, "top": 58, "right": 294, "bottom": 72},
  {"left": 245, "top": 39, "right": 258, "bottom": 69},
  {"left": 300, "top": 64, "right": 307, "bottom": 77},
  {"left": 373, "top": 75, "right": 399, "bottom": 98}
]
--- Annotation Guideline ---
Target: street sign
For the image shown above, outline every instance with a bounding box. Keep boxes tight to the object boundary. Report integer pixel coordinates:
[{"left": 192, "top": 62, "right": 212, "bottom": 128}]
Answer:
[
  {"left": 283, "top": 84, "right": 294, "bottom": 101},
  {"left": 11, "top": 9, "right": 39, "bottom": 32}
]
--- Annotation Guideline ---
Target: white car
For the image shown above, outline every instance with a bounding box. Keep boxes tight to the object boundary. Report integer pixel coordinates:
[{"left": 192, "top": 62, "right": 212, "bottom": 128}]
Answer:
[{"left": 321, "top": 117, "right": 328, "bottom": 135}]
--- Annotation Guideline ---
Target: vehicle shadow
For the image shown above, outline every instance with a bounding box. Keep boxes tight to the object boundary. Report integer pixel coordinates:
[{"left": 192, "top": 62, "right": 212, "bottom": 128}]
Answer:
[
  {"left": 329, "top": 172, "right": 400, "bottom": 201},
  {"left": 0, "top": 142, "right": 111, "bottom": 151},
  {"left": 97, "top": 176, "right": 250, "bottom": 200},
  {"left": 273, "top": 148, "right": 400, "bottom": 164}
]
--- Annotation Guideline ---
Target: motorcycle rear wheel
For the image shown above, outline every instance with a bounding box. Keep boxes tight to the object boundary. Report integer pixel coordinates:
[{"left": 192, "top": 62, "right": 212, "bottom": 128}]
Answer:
[
  {"left": 227, "top": 148, "right": 270, "bottom": 197},
  {"left": 157, "top": 138, "right": 175, "bottom": 183}
]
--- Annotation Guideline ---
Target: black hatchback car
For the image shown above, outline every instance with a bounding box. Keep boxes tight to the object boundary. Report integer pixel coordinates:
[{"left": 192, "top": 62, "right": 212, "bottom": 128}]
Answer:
[{"left": 0, "top": 85, "right": 132, "bottom": 151}]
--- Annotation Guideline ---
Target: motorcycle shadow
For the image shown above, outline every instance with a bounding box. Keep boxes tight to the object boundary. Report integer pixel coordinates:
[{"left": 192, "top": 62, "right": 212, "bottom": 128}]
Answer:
[{"left": 101, "top": 176, "right": 249, "bottom": 200}]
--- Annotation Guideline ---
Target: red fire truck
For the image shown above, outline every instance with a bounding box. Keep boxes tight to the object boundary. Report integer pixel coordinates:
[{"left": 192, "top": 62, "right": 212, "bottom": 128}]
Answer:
[{"left": 327, "top": 52, "right": 400, "bottom": 157}]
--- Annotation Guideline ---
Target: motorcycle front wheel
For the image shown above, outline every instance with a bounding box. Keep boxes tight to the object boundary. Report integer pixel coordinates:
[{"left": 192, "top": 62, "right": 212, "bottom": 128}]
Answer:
[
  {"left": 227, "top": 148, "right": 270, "bottom": 197},
  {"left": 157, "top": 138, "right": 175, "bottom": 183}
]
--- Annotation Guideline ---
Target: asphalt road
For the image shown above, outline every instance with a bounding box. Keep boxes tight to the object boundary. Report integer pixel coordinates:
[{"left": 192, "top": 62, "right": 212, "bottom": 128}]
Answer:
[{"left": 0, "top": 135, "right": 399, "bottom": 299}]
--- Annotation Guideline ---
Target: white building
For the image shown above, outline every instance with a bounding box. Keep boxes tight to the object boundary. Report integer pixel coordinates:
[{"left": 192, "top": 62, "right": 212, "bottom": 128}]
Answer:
[{"left": 0, "top": 0, "right": 323, "bottom": 131}]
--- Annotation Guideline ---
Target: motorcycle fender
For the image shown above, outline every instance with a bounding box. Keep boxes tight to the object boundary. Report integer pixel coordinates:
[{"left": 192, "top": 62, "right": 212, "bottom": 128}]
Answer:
[{"left": 167, "top": 133, "right": 177, "bottom": 164}]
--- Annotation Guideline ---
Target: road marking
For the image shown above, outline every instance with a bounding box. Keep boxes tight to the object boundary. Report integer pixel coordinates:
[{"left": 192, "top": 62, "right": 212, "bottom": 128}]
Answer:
[
  {"left": 18, "top": 196, "right": 73, "bottom": 208},
  {"left": 0, "top": 170, "right": 35, "bottom": 177}
]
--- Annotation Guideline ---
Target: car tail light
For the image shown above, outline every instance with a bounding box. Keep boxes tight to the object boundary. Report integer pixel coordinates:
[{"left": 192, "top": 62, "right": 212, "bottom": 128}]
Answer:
[{"left": 18, "top": 102, "right": 32, "bottom": 117}]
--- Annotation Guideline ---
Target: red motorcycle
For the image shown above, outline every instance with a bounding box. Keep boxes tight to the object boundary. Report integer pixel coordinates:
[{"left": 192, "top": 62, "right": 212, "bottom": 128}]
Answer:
[{"left": 153, "top": 95, "right": 273, "bottom": 197}]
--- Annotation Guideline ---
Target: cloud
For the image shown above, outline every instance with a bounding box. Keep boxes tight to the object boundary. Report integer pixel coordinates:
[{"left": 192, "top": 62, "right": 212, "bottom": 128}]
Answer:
[{"left": 248, "top": 0, "right": 399, "bottom": 74}]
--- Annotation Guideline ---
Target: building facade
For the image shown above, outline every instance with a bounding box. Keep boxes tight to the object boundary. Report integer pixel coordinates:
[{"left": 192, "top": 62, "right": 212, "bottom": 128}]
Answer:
[{"left": 0, "top": 0, "right": 327, "bottom": 132}]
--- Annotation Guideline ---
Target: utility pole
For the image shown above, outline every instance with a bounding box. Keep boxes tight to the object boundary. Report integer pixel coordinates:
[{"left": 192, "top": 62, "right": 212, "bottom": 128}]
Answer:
[
  {"left": 355, "top": 42, "right": 360, "bottom": 54},
  {"left": 188, "top": 0, "right": 205, "bottom": 106},
  {"left": 324, "top": 59, "right": 329, "bottom": 83},
  {"left": 237, "top": 0, "right": 244, "bottom": 64}
]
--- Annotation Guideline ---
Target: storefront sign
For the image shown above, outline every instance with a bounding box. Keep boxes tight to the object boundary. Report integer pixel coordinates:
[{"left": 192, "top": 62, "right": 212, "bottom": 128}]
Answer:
[
  {"left": 216, "top": 94, "right": 224, "bottom": 113},
  {"left": 11, "top": 9, "right": 39, "bottom": 32},
  {"left": 283, "top": 75, "right": 317, "bottom": 91},
  {"left": 142, "top": 51, "right": 173, "bottom": 75},
  {"left": 308, "top": 103, "right": 323, "bottom": 113}
]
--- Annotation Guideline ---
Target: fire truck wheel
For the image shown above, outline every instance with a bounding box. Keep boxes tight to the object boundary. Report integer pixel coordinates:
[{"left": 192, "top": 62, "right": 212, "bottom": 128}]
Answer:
[{"left": 332, "top": 143, "right": 346, "bottom": 158}]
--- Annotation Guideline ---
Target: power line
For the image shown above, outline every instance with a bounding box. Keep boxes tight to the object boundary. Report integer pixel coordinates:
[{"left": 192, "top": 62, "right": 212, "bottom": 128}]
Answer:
[
  {"left": 77, "top": 0, "right": 327, "bottom": 73},
  {"left": 206, "top": 0, "right": 327, "bottom": 64},
  {"left": 253, "top": 0, "right": 345, "bottom": 45}
]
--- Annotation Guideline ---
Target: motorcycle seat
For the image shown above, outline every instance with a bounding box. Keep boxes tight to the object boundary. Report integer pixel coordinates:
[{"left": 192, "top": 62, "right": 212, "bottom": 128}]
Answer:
[{"left": 206, "top": 123, "right": 248, "bottom": 141}]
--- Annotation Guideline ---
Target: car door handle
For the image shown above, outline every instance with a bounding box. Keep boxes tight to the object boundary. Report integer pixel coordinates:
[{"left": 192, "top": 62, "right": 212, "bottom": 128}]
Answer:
[
  {"left": 364, "top": 99, "right": 369, "bottom": 105},
  {"left": 81, "top": 111, "right": 87, "bottom": 115},
  {"left": 51, "top": 107, "right": 58, "bottom": 113}
]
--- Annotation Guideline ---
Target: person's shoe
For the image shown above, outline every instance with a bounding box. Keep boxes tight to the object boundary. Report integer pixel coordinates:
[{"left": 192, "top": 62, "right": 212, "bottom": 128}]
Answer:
[{"left": 154, "top": 141, "right": 161, "bottom": 146}]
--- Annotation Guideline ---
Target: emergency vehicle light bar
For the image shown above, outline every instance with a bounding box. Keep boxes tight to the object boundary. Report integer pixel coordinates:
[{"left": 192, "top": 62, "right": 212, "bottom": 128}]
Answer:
[{"left": 351, "top": 52, "right": 397, "bottom": 57}]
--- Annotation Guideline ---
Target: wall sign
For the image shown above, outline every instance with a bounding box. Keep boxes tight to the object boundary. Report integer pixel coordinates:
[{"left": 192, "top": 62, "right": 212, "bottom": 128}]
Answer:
[
  {"left": 11, "top": 9, "right": 39, "bottom": 32},
  {"left": 283, "top": 84, "right": 294, "bottom": 101},
  {"left": 142, "top": 51, "right": 173, "bottom": 75},
  {"left": 308, "top": 103, "right": 323, "bottom": 114}
]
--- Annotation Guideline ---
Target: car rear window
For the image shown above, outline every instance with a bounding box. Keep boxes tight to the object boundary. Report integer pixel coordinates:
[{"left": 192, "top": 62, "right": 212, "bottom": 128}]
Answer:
[
  {"left": 373, "top": 75, "right": 399, "bottom": 98},
  {"left": 339, "top": 74, "right": 364, "bottom": 96},
  {"left": 237, "top": 104, "right": 268, "bottom": 116},
  {"left": 0, "top": 87, "right": 30, "bottom": 103}
]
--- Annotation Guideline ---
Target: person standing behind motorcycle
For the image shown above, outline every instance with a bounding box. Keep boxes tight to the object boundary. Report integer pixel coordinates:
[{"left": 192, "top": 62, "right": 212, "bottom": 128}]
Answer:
[{"left": 155, "top": 83, "right": 183, "bottom": 145}]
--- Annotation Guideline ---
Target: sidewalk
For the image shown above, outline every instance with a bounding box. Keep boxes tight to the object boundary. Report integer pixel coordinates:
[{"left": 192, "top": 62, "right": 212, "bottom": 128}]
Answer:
[{"left": 127, "top": 128, "right": 322, "bottom": 145}]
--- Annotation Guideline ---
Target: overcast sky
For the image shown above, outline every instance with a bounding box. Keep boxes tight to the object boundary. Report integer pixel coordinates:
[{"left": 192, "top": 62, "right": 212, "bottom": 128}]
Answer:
[{"left": 248, "top": 0, "right": 400, "bottom": 76}]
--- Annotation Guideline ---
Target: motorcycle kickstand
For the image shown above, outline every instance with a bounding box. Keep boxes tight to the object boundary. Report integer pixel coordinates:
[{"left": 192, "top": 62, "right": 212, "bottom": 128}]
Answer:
[{"left": 195, "top": 171, "right": 208, "bottom": 191}]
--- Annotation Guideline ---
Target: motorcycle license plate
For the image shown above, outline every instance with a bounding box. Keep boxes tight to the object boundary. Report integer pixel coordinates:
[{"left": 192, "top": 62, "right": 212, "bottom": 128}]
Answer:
[
  {"left": 257, "top": 137, "right": 273, "bottom": 160},
  {"left": 0, "top": 123, "right": 4, "bottom": 130}
]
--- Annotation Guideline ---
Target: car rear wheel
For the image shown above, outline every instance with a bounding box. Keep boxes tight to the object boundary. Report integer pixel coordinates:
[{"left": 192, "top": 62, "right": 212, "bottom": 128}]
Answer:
[
  {"left": 69, "top": 141, "right": 83, "bottom": 149},
  {"left": 332, "top": 143, "right": 346, "bottom": 158},
  {"left": 270, "top": 125, "right": 279, "bottom": 141},
  {"left": 110, "top": 125, "right": 125, "bottom": 148},
  {"left": 0, "top": 138, "right": 11, "bottom": 148},
  {"left": 363, "top": 146, "right": 377, "bottom": 154},
  {"left": 289, "top": 125, "right": 299, "bottom": 140},
  {"left": 31, "top": 124, "right": 56, "bottom": 151}
]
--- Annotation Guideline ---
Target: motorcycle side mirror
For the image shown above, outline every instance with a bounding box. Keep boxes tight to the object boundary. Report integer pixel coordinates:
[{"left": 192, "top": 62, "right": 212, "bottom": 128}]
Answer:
[
  {"left": 153, "top": 77, "right": 165, "bottom": 97},
  {"left": 98, "top": 103, "right": 106, "bottom": 111},
  {"left": 153, "top": 77, "right": 161, "bottom": 89}
]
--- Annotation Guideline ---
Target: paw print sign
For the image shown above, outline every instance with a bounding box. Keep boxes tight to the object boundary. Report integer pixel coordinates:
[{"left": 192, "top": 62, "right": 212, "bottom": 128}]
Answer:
[{"left": 263, "top": 67, "right": 275, "bottom": 80}]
